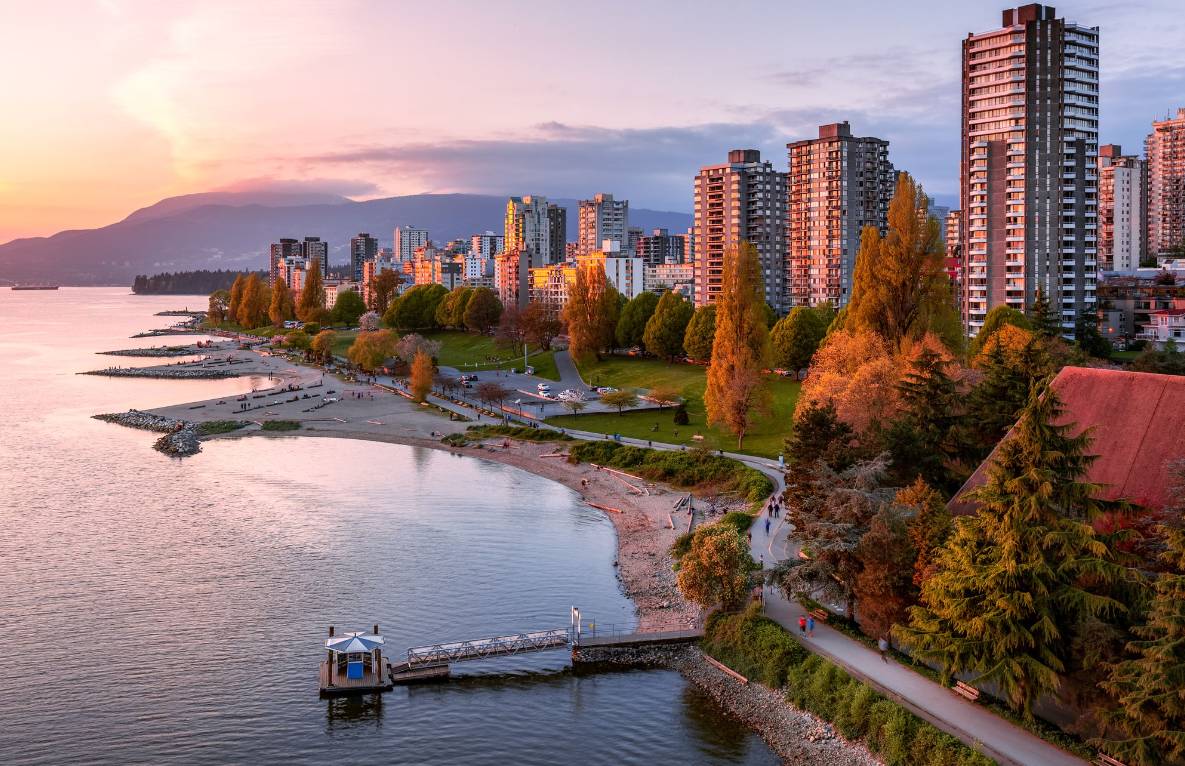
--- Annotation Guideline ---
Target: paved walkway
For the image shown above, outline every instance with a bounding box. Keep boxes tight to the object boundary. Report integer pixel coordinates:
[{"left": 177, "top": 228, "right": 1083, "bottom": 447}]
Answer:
[{"left": 748, "top": 513, "right": 1087, "bottom": 766}]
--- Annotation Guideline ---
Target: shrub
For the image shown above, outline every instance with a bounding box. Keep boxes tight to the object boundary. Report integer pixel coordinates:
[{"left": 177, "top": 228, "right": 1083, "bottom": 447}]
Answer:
[
  {"left": 196, "top": 420, "right": 248, "bottom": 435},
  {"left": 720, "top": 511, "right": 754, "bottom": 536},
  {"left": 260, "top": 420, "right": 301, "bottom": 431},
  {"left": 670, "top": 531, "right": 693, "bottom": 560},
  {"left": 441, "top": 433, "right": 468, "bottom": 447},
  {"left": 466, "top": 424, "right": 573, "bottom": 442},
  {"left": 567, "top": 442, "right": 773, "bottom": 502},
  {"left": 703, "top": 603, "right": 808, "bottom": 687}
]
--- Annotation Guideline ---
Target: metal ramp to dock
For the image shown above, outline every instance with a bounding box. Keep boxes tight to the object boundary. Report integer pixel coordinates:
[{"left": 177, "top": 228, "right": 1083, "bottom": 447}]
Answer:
[
  {"left": 405, "top": 628, "right": 571, "bottom": 668},
  {"left": 386, "top": 608, "right": 704, "bottom": 685}
]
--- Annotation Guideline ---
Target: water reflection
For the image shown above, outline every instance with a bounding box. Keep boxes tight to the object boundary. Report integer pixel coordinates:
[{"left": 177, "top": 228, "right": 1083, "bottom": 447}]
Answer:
[{"left": 325, "top": 694, "right": 384, "bottom": 728}]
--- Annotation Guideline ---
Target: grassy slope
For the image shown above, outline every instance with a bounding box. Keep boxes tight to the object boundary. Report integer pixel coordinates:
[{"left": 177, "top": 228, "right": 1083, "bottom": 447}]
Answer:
[
  {"left": 546, "top": 356, "right": 798, "bottom": 459},
  {"left": 329, "top": 329, "right": 561, "bottom": 381}
]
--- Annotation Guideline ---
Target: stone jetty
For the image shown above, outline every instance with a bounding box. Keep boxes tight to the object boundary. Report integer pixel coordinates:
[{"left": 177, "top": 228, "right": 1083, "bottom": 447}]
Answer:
[
  {"left": 80, "top": 366, "right": 239, "bottom": 379},
  {"left": 93, "top": 410, "right": 203, "bottom": 456},
  {"left": 99, "top": 346, "right": 203, "bottom": 358}
]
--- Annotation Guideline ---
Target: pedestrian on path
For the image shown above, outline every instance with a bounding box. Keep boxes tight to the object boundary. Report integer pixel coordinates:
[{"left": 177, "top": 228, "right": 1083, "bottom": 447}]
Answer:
[
  {"left": 798, "top": 615, "right": 807, "bottom": 636},
  {"left": 878, "top": 635, "right": 889, "bottom": 662},
  {"left": 807, "top": 615, "right": 815, "bottom": 637},
  {"left": 765, "top": 518, "right": 771, "bottom": 535}
]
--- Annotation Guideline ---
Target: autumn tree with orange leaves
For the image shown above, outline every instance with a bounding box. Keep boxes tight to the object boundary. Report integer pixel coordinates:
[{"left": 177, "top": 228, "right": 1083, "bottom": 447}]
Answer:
[{"left": 704, "top": 242, "right": 771, "bottom": 449}]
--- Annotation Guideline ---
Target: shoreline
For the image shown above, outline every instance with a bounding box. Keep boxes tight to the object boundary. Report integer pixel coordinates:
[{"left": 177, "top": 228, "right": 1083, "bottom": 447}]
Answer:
[
  {"left": 575, "top": 644, "right": 880, "bottom": 766},
  {"left": 92, "top": 340, "right": 886, "bottom": 763}
]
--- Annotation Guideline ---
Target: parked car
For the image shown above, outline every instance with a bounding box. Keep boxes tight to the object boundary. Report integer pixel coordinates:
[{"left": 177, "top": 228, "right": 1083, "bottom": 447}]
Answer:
[
  {"left": 595, "top": 386, "right": 618, "bottom": 395},
  {"left": 557, "top": 389, "right": 585, "bottom": 402},
  {"left": 524, "top": 365, "right": 536, "bottom": 375},
  {"left": 537, "top": 383, "right": 552, "bottom": 395}
]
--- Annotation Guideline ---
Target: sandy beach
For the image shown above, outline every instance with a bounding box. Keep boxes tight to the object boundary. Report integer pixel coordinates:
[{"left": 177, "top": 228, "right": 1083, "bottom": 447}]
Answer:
[{"left": 112, "top": 345, "right": 742, "bottom": 631}]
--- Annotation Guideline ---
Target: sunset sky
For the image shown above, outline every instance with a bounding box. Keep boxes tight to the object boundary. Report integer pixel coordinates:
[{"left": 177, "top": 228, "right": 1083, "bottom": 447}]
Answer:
[{"left": 2, "top": 0, "right": 1182, "bottom": 243}]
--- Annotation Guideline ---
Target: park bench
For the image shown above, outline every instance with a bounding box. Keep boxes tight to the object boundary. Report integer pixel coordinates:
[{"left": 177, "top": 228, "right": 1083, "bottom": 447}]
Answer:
[
  {"left": 809, "top": 608, "right": 829, "bottom": 623},
  {"left": 952, "top": 681, "right": 981, "bottom": 702},
  {"left": 1094, "top": 754, "right": 1127, "bottom": 766}
]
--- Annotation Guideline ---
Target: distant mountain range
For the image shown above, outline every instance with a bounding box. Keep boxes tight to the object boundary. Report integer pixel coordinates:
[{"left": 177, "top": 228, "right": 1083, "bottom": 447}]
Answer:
[{"left": 0, "top": 192, "right": 693, "bottom": 286}]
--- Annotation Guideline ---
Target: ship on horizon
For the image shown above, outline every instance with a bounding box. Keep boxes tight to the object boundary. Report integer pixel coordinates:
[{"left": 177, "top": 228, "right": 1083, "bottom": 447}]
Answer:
[{"left": 11, "top": 284, "right": 60, "bottom": 290}]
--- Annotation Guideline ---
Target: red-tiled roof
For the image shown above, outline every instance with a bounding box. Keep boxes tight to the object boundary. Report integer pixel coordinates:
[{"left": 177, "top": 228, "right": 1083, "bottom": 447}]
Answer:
[
  {"left": 1149, "top": 308, "right": 1185, "bottom": 316},
  {"left": 949, "top": 367, "right": 1185, "bottom": 515}
]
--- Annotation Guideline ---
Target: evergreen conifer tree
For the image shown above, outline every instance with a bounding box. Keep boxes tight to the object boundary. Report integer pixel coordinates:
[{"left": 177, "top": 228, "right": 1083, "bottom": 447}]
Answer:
[
  {"left": 1099, "top": 527, "right": 1185, "bottom": 766},
  {"left": 897, "top": 384, "right": 1127, "bottom": 717},
  {"left": 1026, "top": 287, "right": 1062, "bottom": 339},
  {"left": 880, "top": 346, "right": 961, "bottom": 490}
]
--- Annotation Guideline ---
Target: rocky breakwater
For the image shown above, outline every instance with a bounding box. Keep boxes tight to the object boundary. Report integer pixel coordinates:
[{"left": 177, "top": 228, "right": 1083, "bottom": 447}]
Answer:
[
  {"left": 93, "top": 410, "right": 203, "bottom": 456},
  {"left": 99, "top": 346, "right": 204, "bottom": 358},
  {"left": 573, "top": 644, "right": 881, "bottom": 766},
  {"left": 81, "top": 366, "right": 238, "bottom": 379}
]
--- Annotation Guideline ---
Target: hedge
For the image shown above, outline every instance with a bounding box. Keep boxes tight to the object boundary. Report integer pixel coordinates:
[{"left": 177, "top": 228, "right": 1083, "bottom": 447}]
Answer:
[
  {"left": 703, "top": 606, "right": 996, "bottom": 766},
  {"left": 567, "top": 442, "right": 773, "bottom": 502}
]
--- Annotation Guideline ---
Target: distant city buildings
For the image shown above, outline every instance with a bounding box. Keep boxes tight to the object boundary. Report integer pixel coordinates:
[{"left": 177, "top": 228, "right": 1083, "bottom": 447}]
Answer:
[
  {"left": 394, "top": 226, "right": 429, "bottom": 264},
  {"left": 547, "top": 203, "right": 567, "bottom": 265},
  {"left": 470, "top": 231, "right": 504, "bottom": 259},
  {"left": 944, "top": 210, "right": 963, "bottom": 292},
  {"left": 1098, "top": 145, "right": 1147, "bottom": 272},
  {"left": 786, "top": 122, "right": 894, "bottom": 308},
  {"left": 693, "top": 149, "right": 787, "bottom": 311},
  {"left": 268, "top": 236, "right": 328, "bottom": 286},
  {"left": 505, "top": 196, "right": 555, "bottom": 267},
  {"left": 636, "top": 228, "right": 685, "bottom": 266},
  {"left": 350, "top": 232, "right": 378, "bottom": 283},
  {"left": 959, "top": 4, "right": 1099, "bottom": 336},
  {"left": 578, "top": 193, "right": 629, "bottom": 256},
  {"left": 1146, "top": 107, "right": 1185, "bottom": 258}
]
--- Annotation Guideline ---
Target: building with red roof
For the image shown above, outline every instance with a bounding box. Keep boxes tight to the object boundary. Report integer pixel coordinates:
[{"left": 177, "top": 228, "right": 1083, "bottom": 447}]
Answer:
[{"left": 949, "top": 366, "right": 1185, "bottom": 515}]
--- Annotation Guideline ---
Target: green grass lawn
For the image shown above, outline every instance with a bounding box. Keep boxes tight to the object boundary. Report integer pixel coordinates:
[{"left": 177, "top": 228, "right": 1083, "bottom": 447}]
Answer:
[
  {"left": 545, "top": 356, "right": 799, "bottom": 459},
  {"left": 1109, "top": 350, "right": 1139, "bottom": 362},
  {"left": 327, "top": 329, "right": 560, "bottom": 381}
]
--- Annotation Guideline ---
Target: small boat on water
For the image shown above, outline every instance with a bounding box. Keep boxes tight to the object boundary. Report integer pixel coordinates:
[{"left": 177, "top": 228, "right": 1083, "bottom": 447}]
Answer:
[{"left": 11, "top": 284, "right": 60, "bottom": 290}]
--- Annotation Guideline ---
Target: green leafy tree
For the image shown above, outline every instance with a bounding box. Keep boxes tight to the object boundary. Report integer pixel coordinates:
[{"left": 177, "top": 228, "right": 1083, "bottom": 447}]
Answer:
[
  {"left": 563, "top": 261, "right": 620, "bottom": 362},
  {"left": 283, "top": 329, "right": 311, "bottom": 353},
  {"left": 436, "top": 287, "right": 473, "bottom": 329},
  {"left": 642, "top": 290, "right": 694, "bottom": 361},
  {"left": 970, "top": 305, "right": 1031, "bottom": 357},
  {"left": 347, "top": 329, "right": 397, "bottom": 370},
  {"left": 331, "top": 289, "right": 366, "bottom": 326},
  {"left": 521, "top": 301, "right": 563, "bottom": 350},
  {"left": 616, "top": 291, "right": 660, "bottom": 349},
  {"left": 846, "top": 173, "right": 960, "bottom": 351},
  {"left": 368, "top": 270, "right": 401, "bottom": 314},
  {"left": 770, "top": 306, "right": 828, "bottom": 375},
  {"left": 1026, "top": 287, "right": 1062, "bottom": 339},
  {"left": 1099, "top": 526, "right": 1185, "bottom": 766},
  {"left": 297, "top": 260, "right": 326, "bottom": 322},
  {"left": 310, "top": 329, "right": 337, "bottom": 363},
  {"left": 268, "top": 277, "right": 295, "bottom": 326},
  {"left": 463, "top": 287, "right": 503, "bottom": 334},
  {"left": 1131, "top": 339, "right": 1185, "bottom": 376},
  {"left": 676, "top": 524, "right": 756, "bottom": 610},
  {"left": 600, "top": 390, "right": 639, "bottom": 415},
  {"left": 208, "top": 289, "right": 231, "bottom": 325},
  {"left": 409, "top": 349, "right": 435, "bottom": 402},
  {"left": 705, "top": 242, "right": 771, "bottom": 449},
  {"left": 385, "top": 284, "right": 448, "bottom": 330},
  {"left": 683, "top": 304, "right": 716, "bottom": 362},
  {"left": 896, "top": 384, "right": 1128, "bottom": 717}
]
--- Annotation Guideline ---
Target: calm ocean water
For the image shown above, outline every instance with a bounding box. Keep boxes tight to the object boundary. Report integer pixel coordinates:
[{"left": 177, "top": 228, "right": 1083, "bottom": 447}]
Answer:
[{"left": 0, "top": 288, "right": 778, "bottom": 765}]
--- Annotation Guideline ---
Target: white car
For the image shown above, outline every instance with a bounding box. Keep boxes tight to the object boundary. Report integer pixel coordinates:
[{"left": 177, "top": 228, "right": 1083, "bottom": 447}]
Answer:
[
  {"left": 596, "top": 386, "right": 618, "bottom": 395},
  {"left": 557, "top": 389, "right": 585, "bottom": 402}
]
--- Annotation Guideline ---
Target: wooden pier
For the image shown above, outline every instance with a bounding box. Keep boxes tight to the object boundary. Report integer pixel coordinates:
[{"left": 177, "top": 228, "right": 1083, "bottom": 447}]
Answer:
[{"left": 318, "top": 624, "right": 395, "bottom": 697}]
